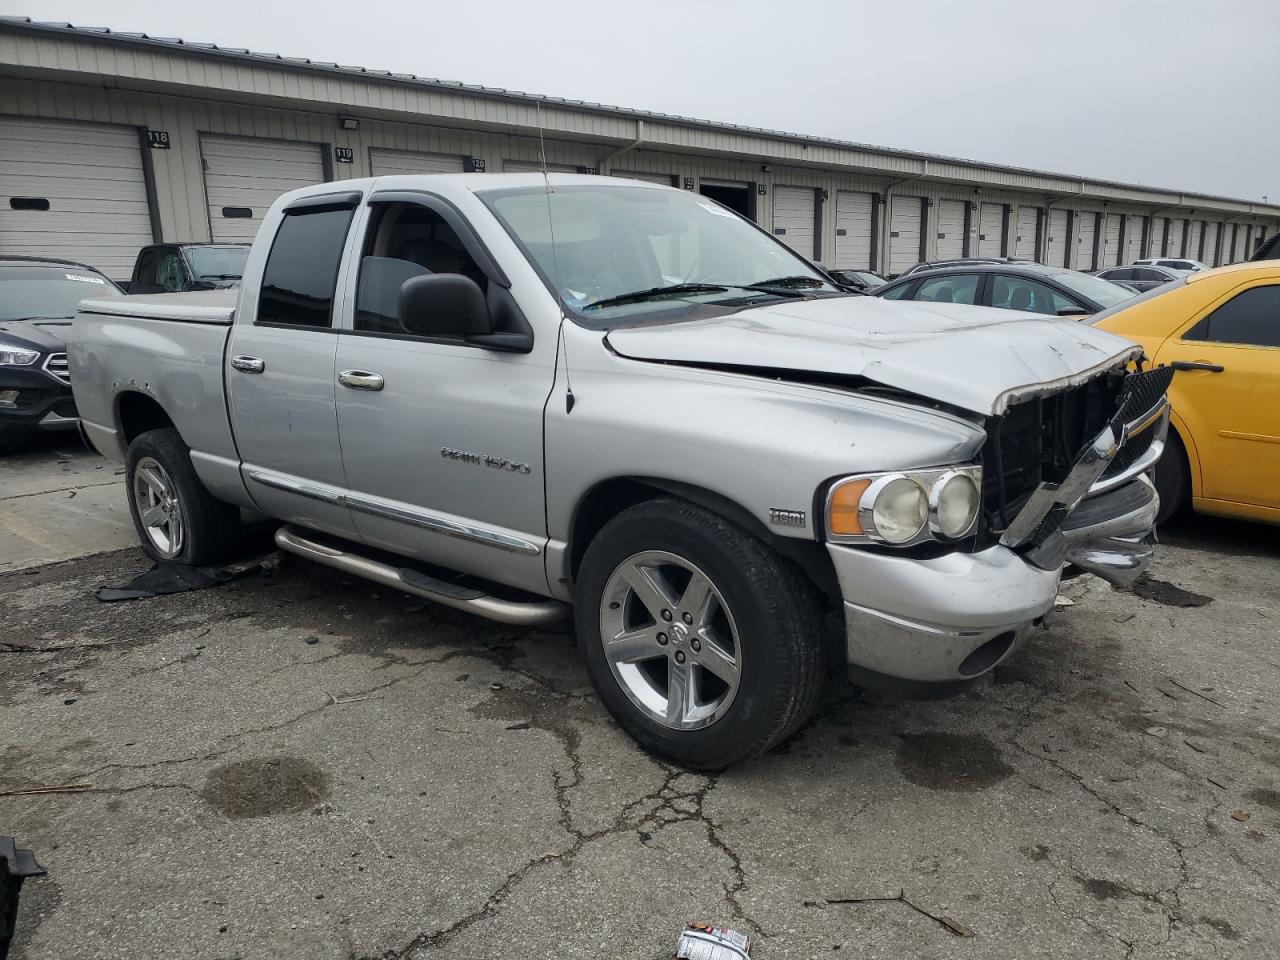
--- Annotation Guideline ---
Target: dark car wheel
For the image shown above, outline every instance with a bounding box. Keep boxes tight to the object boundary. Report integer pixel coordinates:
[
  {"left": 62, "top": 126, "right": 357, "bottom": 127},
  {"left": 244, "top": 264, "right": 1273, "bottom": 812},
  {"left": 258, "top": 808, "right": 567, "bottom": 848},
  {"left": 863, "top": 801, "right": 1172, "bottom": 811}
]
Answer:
[
  {"left": 575, "top": 498, "right": 826, "bottom": 770},
  {"left": 125, "top": 428, "right": 239, "bottom": 565},
  {"left": 1154, "top": 430, "right": 1191, "bottom": 525}
]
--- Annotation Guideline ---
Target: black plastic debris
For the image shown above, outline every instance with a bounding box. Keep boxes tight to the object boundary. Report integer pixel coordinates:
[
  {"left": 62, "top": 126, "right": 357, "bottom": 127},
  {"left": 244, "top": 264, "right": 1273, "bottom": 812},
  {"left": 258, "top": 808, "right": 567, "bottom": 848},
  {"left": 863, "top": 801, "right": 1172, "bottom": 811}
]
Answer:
[
  {"left": 1, "top": 836, "right": 46, "bottom": 960},
  {"left": 95, "top": 554, "right": 275, "bottom": 602}
]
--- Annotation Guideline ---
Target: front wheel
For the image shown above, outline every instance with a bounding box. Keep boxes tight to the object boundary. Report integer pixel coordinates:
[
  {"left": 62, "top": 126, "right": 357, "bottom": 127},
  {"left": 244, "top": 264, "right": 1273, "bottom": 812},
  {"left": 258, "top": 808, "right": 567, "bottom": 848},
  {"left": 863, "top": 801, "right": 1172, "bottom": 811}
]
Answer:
[
  {"left": 1154, "top": 430, "right": 1190, "bottom": 525},
  {"left": 125, "top": 428, "right": 240, "bottom": 565},
  {"left": 575, "top": 498, "right": 826, "bottom": 770}
]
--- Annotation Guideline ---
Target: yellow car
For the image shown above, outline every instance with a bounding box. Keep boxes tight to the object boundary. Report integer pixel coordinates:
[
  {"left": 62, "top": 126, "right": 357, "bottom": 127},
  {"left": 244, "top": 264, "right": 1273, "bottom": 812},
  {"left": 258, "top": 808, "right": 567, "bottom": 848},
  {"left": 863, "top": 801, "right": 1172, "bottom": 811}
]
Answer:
[{"left": 1092, "top": 262, "right": 1280, "bottom": 526}]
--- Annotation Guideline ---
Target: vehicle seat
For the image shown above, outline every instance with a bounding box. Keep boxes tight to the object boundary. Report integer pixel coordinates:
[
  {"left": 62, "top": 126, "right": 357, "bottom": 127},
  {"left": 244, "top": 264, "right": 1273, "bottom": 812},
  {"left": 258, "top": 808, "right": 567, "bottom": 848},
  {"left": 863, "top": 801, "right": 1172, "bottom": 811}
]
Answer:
[
  {"left": 931, "top": 284, "right": 954, "bottom": 303},
  {"left": 1009, "top": 286, "right": 1032, "bottom": 310},
  {"left": 396, "top": 238, "right": 467, "bottom": 275}
]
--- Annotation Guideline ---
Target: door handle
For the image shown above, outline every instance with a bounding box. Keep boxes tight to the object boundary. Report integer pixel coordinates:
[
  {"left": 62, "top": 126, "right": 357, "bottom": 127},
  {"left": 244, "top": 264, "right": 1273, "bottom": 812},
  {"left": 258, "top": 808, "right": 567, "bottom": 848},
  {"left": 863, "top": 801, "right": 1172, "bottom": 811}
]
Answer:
[
  {"left": 230, "top": 355, "right": 265, "bottom": 374},
  {"left": 1169, "top": 360, "right": 1225, "bottom": 373},
  {"left": 338, "top": 369, "right": 385, "bottom": 391}
]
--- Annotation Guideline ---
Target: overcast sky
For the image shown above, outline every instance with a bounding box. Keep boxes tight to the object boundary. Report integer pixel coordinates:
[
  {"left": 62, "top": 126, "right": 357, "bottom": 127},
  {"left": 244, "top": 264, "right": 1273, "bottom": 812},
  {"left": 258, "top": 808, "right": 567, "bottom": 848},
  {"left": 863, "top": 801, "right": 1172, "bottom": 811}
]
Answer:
[{"left": 15, "top": 0, "right": 1279, "bottom": 200}]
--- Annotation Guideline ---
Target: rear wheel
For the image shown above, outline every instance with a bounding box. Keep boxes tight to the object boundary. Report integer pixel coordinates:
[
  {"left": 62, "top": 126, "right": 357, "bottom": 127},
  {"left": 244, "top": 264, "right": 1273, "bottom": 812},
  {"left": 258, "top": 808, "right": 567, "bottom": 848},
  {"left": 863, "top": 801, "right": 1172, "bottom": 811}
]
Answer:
[
  {"left": 126, "top": 428, "right": 239, "bottom": 565},
  {"left": 1154, "top": 430, "right": 1190, "bottom": 525},
  {"left": 575, "top": 498, "right": 826, "bottom": 770}
]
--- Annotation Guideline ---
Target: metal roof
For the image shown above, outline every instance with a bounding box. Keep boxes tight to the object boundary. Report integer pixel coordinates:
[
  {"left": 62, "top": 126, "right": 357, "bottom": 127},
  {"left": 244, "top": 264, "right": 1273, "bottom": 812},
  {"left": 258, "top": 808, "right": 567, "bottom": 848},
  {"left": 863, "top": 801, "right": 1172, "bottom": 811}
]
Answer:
[{"left": 1, "top": 15, "right": 1276, "bottom": 213}]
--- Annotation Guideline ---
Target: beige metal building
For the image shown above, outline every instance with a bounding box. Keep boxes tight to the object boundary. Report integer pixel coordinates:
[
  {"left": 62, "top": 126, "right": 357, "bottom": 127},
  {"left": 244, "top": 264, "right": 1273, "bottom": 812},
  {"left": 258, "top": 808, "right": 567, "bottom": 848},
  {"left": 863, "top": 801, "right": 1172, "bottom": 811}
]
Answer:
[{"left": 2, "top": 16, "right": 1277, "bottom": 280}]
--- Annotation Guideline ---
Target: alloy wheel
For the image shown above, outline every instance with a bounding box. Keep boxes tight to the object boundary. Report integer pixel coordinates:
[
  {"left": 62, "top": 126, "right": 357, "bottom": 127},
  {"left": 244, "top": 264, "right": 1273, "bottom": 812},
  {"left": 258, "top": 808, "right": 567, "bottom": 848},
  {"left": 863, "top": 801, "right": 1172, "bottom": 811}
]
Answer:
[{"left": 598, "top": 550, "right": 742, "bottom": 730}]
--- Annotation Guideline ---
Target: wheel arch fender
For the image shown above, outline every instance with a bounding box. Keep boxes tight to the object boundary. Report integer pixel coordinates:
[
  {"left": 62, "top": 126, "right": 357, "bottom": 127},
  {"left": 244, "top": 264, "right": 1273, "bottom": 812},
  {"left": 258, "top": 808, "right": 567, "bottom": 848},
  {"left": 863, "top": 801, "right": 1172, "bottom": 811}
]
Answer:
[
  {"left": 564, "top": 476, "right": 840, "bottom": 604},
  {"left": 115, "top": 390, "right": 179, "bottom": 447},
  {"left": 1166, "top": 408, "right": 1201, "bottom": 499}
]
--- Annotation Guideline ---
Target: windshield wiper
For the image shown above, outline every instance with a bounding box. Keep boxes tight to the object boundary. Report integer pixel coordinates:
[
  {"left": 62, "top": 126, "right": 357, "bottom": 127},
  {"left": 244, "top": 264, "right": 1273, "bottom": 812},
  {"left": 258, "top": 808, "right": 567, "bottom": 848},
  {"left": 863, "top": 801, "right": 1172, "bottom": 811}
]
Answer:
[
  {"left": 583, "top": 283, "right": 730, "bottom": 310},
  {"left": 199, "top": 274, "right": 242, "bottom": 281},
  {"left": 744, "top": 276, "right": 826, "bottom": 291}
]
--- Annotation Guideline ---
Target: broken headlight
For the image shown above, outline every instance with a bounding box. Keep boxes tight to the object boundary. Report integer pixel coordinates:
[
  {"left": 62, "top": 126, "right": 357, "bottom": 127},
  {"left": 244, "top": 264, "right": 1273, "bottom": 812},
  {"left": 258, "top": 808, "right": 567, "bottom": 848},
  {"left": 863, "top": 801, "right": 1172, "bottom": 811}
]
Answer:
[{"left": 826, "top": 465, "right": 982, "bottom": 546}]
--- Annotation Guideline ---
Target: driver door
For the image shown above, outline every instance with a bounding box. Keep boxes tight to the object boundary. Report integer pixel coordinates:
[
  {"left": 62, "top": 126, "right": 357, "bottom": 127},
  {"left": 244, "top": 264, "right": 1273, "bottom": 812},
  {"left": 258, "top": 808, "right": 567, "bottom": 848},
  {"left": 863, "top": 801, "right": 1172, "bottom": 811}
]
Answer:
[{"left": 333, "top": 193, "right": 557, "bottom": 596}]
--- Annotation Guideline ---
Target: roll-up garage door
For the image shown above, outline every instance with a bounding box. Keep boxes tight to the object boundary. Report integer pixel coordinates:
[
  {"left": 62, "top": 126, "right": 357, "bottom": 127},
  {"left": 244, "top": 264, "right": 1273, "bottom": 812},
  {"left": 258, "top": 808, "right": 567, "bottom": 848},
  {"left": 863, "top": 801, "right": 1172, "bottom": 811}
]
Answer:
[
  {"left": 1047, "top": 210, "right": 1069, "bottom": 267},
  {"left": 1225, "top": 225, "right": 1239, "bottom": 263},
  {"left": 936, "top": 199, "right": 966, "bottom": 260},
  {"left": 1014, "top": 207, "right": 1039, "bottom": 259},
  {"left": 1125, "top": 215, "right": 1145, "bottom": 263},
  {"left": 771, "top": 186, "right": 817, "bottom": 260},
  {"left": 369, "top": 148, "right": 464, "bottom": 176},
  {"left": 1168, "top": 219, "right": 1185, "bottom": 258},
  {"left": 1244, "top": 225, "right": 1255, "bottom": 258},
  {"left": 1148, "top": 217, "right": 1166, "bottom": 258},
  {"left": 503, "top": 159, "right": 579, "bottom": 173},
  {"left": 0, "top": 117, "right": 155, "bottom": 280},
  {"left": 888, "top": 196, "right": 924, "bottom": 275},
  {"left": 1101, "top": 214, "right": 1122, "bottom": 267},
  {"left": 834, "top": 191, "right": 874, "bottom": 269},
  {"left": 1186, "top": 221, "right": 1203, "bottom": 262},
  {"left": 614, "top": 171, "right": 675, "bottom": 185},
  {"left": 1202, "top": 222, "right": 1219, "bottom": 266},
  {"left": 1074, "top": 214, "right": 1096, "bottom": 270},
  {"left": 977, "top": 203, "right": 1004, "bottom": 256},
  {"left": 201, "top": 135, "right": 325, "bottom": 243}
]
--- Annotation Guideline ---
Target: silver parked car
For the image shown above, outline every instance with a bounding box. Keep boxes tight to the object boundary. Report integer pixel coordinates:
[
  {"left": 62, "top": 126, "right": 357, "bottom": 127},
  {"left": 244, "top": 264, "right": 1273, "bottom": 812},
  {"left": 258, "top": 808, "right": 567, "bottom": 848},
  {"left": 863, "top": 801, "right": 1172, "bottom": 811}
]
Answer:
[
  {"left": 69, "top": 175, "right": 1169, "bottom": 769},
  {"left": 1095, "top": 264, "right": 1182, "bottom": 292}
]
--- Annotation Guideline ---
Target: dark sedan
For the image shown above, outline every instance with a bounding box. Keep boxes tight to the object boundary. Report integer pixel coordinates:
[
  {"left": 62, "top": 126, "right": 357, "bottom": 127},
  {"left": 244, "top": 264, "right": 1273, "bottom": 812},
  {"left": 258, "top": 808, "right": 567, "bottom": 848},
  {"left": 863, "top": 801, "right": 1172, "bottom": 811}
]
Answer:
[
  {"left": 875, "top": 262, "right": 1137, "bottom": 317},
  {"left": 1094, "top": 264, "right": 1181, "bottom": 292},
  {"left": 0, "top": 257, "right": 122, "bottom": 442}
]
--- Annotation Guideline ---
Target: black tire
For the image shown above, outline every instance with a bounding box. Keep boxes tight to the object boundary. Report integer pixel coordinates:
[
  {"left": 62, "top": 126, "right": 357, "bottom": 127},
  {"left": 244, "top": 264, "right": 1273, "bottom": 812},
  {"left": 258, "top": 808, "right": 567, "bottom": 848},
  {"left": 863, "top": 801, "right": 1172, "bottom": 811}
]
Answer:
[
  {"left": 1154, "top": 430, "right": 1190, "bottom": 525},
  {"left": 125, "top": 428, "right": 240, "bottom": 565},
  {"left": 574, "top": 498, "right": 826, "bottom": 770}
]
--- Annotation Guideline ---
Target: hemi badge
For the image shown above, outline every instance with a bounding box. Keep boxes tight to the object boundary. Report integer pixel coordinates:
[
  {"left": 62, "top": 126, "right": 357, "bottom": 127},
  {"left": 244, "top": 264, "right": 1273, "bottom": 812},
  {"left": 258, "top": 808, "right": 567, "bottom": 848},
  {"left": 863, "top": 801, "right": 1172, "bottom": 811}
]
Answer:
[{"left": 769, "top": 508, "right": 806, "bottom": 527}]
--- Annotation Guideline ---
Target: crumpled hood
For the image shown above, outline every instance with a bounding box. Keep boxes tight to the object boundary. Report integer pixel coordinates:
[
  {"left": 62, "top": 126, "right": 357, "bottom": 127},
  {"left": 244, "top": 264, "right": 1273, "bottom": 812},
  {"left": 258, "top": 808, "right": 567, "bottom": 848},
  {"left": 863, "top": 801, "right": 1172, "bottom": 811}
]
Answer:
[
  {"left": 605, "top": 296, "right": 1141, "bottom": 415},
  {"left": 0, "top": 318, "right": 70, "bottom": 352}
]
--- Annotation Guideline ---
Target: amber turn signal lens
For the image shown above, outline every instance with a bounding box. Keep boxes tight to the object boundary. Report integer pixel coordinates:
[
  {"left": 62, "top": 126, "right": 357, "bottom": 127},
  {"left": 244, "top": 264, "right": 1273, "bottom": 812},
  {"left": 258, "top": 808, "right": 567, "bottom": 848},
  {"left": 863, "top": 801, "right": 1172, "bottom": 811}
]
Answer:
[{"left": 828, "top": 478, "right": 871, "bottom": 536}]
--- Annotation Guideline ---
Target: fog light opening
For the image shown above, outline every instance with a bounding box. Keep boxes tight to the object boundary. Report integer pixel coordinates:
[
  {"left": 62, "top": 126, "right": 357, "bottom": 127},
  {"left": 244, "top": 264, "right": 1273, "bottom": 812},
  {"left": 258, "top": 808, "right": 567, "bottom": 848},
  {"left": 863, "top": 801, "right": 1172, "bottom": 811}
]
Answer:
[{"left": 958, "top": 631, "right": 1016, "bottom": 677}]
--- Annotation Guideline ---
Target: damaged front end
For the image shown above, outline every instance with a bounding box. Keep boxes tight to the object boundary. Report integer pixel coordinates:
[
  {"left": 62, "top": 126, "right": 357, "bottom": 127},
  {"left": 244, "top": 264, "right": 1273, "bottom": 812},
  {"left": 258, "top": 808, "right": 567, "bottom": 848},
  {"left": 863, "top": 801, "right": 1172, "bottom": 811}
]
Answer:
[
  {"left": 828, "top": 363, "right": 1172, "bottom": 691},
  {"left": 984, "top": 364, "right": 1173, "bottom": 587}
]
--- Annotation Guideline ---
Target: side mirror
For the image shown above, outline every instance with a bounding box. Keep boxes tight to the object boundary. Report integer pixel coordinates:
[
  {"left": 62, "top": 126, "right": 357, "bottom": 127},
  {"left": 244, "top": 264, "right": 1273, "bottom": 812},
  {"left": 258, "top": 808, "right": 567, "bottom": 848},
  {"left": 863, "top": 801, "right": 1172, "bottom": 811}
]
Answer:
[
  {"left": 398, "top": 273, "right": 534, "bottom": 352},
  {"left": 399, "top": 273, "right": 492, "bottom": 338}
]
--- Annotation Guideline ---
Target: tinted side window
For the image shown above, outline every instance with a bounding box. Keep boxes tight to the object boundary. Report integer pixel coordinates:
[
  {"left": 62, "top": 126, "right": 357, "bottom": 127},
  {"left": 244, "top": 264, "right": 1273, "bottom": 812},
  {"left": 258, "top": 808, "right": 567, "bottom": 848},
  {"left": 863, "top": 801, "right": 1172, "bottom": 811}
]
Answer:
[
  {"left": 258, "top": 206, "right": 356, "bottom": 328},
  {"left": 156, "top": 250, "right": 185, "bottom": 292},
  {"left": 1134, "top": 269, "right": 1164, "bottom": 282},
  {"left": 1184, "top": 285, "right": 1280, "bottom": 347},
  {"left": 880, "top": 281, "right": 914, "bottom": 300},
  {"left": 134, "top": 249, "right": 159, "bottom": 289},
  {"left": 916, "top": 274, "right": 979, "bottom": 305}
]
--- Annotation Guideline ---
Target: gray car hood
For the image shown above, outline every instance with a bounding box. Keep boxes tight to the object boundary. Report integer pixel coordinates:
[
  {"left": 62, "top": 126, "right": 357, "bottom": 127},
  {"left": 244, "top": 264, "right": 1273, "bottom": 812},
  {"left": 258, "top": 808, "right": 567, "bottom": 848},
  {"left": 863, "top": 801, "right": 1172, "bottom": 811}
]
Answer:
[{"left": 605, "top": 296, "right": 1141, "bottom": 415}]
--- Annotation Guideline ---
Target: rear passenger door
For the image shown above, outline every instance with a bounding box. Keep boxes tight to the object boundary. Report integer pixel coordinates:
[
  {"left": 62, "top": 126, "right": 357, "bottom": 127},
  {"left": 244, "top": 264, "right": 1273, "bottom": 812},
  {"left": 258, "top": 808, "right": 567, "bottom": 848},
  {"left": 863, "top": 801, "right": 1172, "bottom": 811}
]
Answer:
[
  {"left": 226, "top": 192, "right": 363, "bottom": 538},
  {"left": 331, "top": 192, "right": 556, "bottom": 595}
]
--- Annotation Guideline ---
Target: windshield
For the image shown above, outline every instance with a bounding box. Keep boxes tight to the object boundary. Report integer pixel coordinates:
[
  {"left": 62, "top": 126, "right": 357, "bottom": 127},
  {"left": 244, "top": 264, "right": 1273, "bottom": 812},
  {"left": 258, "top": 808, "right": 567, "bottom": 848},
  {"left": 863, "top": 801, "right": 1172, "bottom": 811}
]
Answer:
[
  {"left": 1047, "top": 270, "right": 1137, "bottom": 309},
  {"left": 481, "top": 184, "right": 837, "bottom": 322},
  {"left": 0, "top": 267, "right": 122, "bottom": 321},
  {"left": 185, "top": 245, "right": 249, "bottom": 280}
]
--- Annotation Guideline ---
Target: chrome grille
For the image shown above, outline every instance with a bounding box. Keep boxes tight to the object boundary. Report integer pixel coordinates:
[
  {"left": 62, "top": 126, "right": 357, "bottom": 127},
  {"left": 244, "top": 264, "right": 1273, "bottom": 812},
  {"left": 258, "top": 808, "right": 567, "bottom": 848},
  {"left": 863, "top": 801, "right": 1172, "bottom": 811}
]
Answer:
[{"left": 43, "top": 352, "right": 70, "bottom": 384}]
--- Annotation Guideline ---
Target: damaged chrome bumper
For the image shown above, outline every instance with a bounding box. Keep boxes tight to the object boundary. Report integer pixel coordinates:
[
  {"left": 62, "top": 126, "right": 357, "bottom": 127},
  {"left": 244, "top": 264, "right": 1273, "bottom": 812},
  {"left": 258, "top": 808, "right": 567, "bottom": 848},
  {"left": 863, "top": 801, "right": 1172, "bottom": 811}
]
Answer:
[{"left": 833, "top": 369, "right": 1171, "bottom": 688}]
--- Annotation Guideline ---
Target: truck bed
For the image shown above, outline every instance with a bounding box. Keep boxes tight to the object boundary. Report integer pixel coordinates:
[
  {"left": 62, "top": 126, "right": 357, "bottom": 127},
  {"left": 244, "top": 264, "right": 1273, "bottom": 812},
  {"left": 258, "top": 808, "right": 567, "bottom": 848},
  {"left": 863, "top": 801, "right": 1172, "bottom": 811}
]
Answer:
[{"left": 70, "top": 291, "right": 241, "bottom": 496}]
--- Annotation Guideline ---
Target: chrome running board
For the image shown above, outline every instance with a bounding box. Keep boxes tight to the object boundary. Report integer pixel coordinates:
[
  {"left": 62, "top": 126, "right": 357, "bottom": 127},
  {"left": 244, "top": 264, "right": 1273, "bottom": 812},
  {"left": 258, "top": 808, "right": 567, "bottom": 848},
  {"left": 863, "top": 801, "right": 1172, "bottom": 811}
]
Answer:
[{"left": 274, "top": 525, "right": 568, "bottom": 627}]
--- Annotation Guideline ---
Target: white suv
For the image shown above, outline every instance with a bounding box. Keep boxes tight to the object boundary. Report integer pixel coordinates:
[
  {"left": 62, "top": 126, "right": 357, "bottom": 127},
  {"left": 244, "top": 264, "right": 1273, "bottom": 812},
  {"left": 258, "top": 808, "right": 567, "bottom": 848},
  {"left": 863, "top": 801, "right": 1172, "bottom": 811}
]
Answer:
[{"left": 1134, "top": 257, "right": 1207, "bottom": 272}]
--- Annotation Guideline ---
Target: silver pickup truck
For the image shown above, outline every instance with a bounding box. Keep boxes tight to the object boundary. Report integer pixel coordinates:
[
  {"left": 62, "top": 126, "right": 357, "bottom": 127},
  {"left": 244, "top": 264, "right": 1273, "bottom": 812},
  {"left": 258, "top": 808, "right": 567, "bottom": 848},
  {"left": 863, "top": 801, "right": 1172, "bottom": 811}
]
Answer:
[{"left": 70, "top": 174, "right": 1169, "bottom": 769}]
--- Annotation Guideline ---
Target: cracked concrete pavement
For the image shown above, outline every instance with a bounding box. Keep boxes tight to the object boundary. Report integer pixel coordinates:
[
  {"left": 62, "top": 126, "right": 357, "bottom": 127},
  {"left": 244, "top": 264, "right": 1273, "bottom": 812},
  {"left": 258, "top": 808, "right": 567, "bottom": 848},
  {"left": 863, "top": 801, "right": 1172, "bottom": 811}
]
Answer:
[{"left": 2, "top": 457, "right": 1279, "bottom": 959}]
